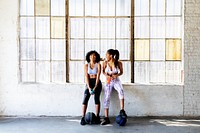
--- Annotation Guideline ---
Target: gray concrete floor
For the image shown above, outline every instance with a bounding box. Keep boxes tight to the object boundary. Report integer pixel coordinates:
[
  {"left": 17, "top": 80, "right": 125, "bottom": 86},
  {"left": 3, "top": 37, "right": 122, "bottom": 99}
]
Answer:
[{"left": 0, "top": 117, "right": 200, "bottom": 133}]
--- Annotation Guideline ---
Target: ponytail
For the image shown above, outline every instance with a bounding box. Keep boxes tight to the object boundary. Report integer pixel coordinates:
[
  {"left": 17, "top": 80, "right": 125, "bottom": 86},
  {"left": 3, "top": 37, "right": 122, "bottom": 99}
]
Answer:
[
  {"left": 107, "top": 49, "right": 120, "bottom": 67},
  {"left": 114, "top": 50, "right": 119, "bottom": 68}
]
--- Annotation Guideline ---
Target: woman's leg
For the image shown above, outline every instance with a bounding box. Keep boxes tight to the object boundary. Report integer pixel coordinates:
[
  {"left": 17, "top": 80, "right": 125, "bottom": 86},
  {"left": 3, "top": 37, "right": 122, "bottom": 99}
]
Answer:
[
  {"left": 101, "top": 83, "right": 113, "bottom": 125},
  {"left": 103, "top": 84, "right": 113, "bottom": 115},
  {"left": 104, "top": 108, "right": 109, "bottom": 117},
  {"left": 81, "top": 88, "right": 90, "bottom": 125},
  {"left": 120, "top": 99, "right": 124, "bottom": 110},
  {"left": 81, "top": 88, "right": 90, "bottom": 117},
  {"left": 82, "top": 105, "right": 87, "bottom": 117},
  {"left": 113, "top": 80, "right": 125, "bottom": 110},
  {"left": 113, "top": 80, "right": 127, "bottom": 117},
  {"left": 94, "top": 81, "right": 102, "bottom": 117}
]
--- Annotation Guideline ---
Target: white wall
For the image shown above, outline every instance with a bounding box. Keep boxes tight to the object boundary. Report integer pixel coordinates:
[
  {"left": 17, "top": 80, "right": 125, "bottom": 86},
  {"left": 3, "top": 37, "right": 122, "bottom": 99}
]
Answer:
[
  {"left": 0, "top": 0, "right": 198, "bottom": 117},
  {"left": 184, "top": 0, "right": 200, "bottom": 116}
]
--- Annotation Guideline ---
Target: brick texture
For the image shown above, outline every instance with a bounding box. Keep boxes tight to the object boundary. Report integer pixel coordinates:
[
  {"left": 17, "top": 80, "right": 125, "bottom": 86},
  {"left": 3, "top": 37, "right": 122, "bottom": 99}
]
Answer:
[{"left": 184, "top": 0, "right": 200, "bottom": 116}]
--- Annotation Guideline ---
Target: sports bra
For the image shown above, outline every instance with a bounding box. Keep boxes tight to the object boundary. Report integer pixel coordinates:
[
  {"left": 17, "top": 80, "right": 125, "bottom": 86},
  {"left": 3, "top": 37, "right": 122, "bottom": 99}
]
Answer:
[
  {"left": 88, "top": 63, "right": 98, "bottom": 75},
  {"left": 105, "top": 63, "right": 119, "bottom": 75}
]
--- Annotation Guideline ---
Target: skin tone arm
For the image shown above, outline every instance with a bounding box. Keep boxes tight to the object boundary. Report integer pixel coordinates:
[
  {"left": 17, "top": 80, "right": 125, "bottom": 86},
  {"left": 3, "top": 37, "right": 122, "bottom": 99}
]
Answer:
[
  {"left": 84, "top": 64, "right": 91, "bottom": 91},
  {"left": 112, "top": 61, "right": 123, "bottom": 79},
  {"left": 93, "top": 63, "right": 101, "bottom": 92},
  {"left": 102, "top": 61, "right": 111, "bottom": 78}
]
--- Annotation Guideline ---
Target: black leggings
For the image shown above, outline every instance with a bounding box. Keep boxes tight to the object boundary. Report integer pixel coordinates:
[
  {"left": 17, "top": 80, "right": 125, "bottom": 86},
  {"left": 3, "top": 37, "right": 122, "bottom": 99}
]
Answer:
[{"left": 82, "top": 79, "right": 102, "bottom": 105}]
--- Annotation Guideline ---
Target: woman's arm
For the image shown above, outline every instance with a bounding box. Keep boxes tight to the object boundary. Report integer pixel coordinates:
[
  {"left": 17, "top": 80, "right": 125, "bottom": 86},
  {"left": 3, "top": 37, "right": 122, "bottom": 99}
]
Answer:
[
  {"left": 117, "top": 61, "right": 123, "bottom": 76},
  {"left": 84, "top": 64, "right": 90, "bottom": 89},
  {"left": 112, "top": 61, "right": 123, "bottom": 79},
  {"left": 94, "top": 63, "right": 101, "bottom": 88},
  {"left": 102, "top": 61, "right": 110, "bottom": 77}
]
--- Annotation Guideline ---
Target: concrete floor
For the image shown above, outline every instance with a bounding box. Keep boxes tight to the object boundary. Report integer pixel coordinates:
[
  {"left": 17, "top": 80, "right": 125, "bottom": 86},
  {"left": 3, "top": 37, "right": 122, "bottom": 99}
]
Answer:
[{"left": 0, "top": 117, "right": 200, "bottom": 133}]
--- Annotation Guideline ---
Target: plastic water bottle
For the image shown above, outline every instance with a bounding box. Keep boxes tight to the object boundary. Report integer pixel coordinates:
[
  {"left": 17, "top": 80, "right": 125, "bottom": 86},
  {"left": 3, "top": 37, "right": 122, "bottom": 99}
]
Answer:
[{"left": 107, "top": 76, "right": 111, "bottom": 84}]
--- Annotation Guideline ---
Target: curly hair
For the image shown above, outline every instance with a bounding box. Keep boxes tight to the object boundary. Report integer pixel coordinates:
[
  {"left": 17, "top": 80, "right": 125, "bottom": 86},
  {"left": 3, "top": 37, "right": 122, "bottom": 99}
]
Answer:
[{"left": 86, "top": 50, "right": 101, "bottom": 63}]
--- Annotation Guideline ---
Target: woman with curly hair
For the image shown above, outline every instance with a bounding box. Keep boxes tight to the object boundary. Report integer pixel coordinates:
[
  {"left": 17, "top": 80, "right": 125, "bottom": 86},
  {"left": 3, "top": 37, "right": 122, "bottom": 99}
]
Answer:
[{"left": 80, "top": 50, "right": 102, "bottom": 125}]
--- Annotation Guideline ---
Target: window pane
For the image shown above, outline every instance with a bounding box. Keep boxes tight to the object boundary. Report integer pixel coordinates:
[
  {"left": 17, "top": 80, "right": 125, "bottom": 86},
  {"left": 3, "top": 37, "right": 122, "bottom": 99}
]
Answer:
[
  {"left": 116, "top": 0, "right": 131, "bottom": 16},
  {"left": 51, "top": 0, "right": 65, "bottom": 16},
  {"left": 150, "top": 62, "right": 165, "bottom": 83},
  {"left": 85, "top": 40, "right": 99, "bottom": 54},
  {"left": 101, "top": 0, "right": 115, "bottom": 16},
  {"left": 134, "top": 17, "right": 149, "bottom": 38},
  {"left": 20, "top": 0, "right": 34, "bottom": 16},
  {"left": 36, "top": 17, "right": 50, "bottom": 38},
  {"left": 166, "top": 61, "right": 182, "bottom": 83},
  {"left": 36, "top": 39, "right": 50, "bottom": 60},
  {"left": 101, "top": 18, "right": 115, "bottom": 38},
  {"left": 166, "top": 0, "right": 182, "bottom": 15},
  {"left": 35, "top": 0, "right": 50, "bottom": 16},
  {"left": 70, "top": 40, "right": 84, "bottom": 60},
  {"left": 51, "top": 17, "right": 65, "bottom": 38},
  {"left": 166, "top": 17, "right": 181, "bottom": 38},
  {"left": 20, "top": 17, "right": 34, "bottom": 38},
  {"left": 150, "top": 39, "right": 165, "bottom": 61},
  {"left": 85, "top": 0, "right": 99, "bottom": 16},
  {"left": 116, "top": 18, "right": 130, "bottom": 38},
  {"left": 134, "top": 61, "right": 150, "bottom": 83},
  {"left": 166, "top": 39, "right": 181, "bottom": 60},
  {"left": 120, "top": 61, "right": 131, "bottom": 83},
  {"left": 52, "top": 61, "right": 66, "bottom": 83},
  {"left": 21, "top": 61, "right": 35, "bottom": 82},
  {"left": 69, "top": 0, "right": 84, "bottom": 16},
  {"left": 70, "top": 18, "right": 84, "bottom": 38},
  {"left": 134, "top": 40, "right": 149, "bottom": 60},
  {"left": 20, "top": 39, "right": 35, "bottom": 60},
  {"left": 36, "top": 61, "right": 50, "bottom": 82},
  {"left": 69, "top": 61, "right": 84, "bottom": 82},
  {"left": 85, "top": 18, "right": 99, "bottom": 38},
  {"left": 150, "top": 17, "right": 165, "bottom": 38},
  {"left": 100, "top": 40, "right": 115, "bottom": 58},
  {"left": 116, "top": 40, "right": 130, "bottom": 60},
  {"left": 135, "top": 0, "right": 149, "bottom": 16},
  {"left": 150, "top": 0, "right": 165, "bottom": 16},
  {"left": 51, "top": 39, "right": 65, "bottom": 61}
]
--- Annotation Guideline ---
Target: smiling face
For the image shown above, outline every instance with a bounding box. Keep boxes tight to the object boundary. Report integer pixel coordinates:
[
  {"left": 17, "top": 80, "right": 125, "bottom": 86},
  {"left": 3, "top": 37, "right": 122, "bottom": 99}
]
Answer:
[
  {"left": 106, "top": 52, "right": 112, "bottom": 61},
  {"left": 89, "top": 53, "right": 96, "bottom": 62}
]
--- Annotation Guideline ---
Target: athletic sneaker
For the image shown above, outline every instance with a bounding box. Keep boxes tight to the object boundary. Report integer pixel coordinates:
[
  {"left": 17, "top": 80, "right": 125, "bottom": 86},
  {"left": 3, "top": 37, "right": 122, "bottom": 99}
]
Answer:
[
  {"left": 80, "top": 117, "right": 87, "bottom": 125},
  {"left": 120, "top": 109, "right": 127, "bottom": 117},
  {"left": 101, "top": 117, "right": 110, "bottom": 125},
  {"left": 95, "top": 116, "right": 101, "bottom": 124}
]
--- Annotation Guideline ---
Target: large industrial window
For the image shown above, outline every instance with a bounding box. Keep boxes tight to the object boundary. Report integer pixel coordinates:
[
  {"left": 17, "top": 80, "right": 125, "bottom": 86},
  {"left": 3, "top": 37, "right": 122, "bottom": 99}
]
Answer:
[
  {"left": 19, "top": 0, "right": 183, "bottom": 84},
  {"left": 69, "top": 0, "right": 131, "bottom": 83},
  {"left": 20, "top": 0, "right": 66, "bottom": 83},
  {"left": 134, "top": 0, "right": 183, "bottom": 84}
]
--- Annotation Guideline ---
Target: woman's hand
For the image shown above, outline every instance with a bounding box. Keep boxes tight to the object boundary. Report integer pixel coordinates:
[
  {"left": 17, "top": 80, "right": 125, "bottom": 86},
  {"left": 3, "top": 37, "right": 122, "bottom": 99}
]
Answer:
[
  {"left": 93, "top": 85, "right": 97, "bottom": 93},
  {"left": 88, "top": 85, "right": 92, "bottom": 92},
  {"left": 89, "top": 88, "right": 95, "bottom": 95},
  {"left": 112, "top": 73, "right": 118, "bottom": 79}
]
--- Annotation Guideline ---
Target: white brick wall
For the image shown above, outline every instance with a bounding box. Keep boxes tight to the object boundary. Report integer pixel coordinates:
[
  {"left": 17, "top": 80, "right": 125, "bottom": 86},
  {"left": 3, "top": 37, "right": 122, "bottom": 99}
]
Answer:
[{"left": 184, "top": 0, "right": 200, "bottom": 116}]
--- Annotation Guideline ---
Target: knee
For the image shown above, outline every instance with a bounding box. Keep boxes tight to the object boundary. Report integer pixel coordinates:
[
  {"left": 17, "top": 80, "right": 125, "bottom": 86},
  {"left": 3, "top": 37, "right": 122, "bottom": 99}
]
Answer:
[
  {"left": 94, "top": 95, "right": 100, "bottom": 105},
  {"left": 95, "top": 99, "right": 100, "bottom": 105},
  {"left": 118, "top": 89, "right": 124, "bottom": 99},
  {"left": 82, "top": 93, "right": 90, "bottom": 105},
  {"left": 104, "top": 98, "right": 110, "bottom": 108}
]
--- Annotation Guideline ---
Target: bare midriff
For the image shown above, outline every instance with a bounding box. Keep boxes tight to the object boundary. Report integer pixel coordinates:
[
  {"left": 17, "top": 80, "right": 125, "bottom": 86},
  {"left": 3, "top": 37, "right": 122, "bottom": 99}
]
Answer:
[{"left": 89, "top": 74, "right": 97, "bottom": 79}]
